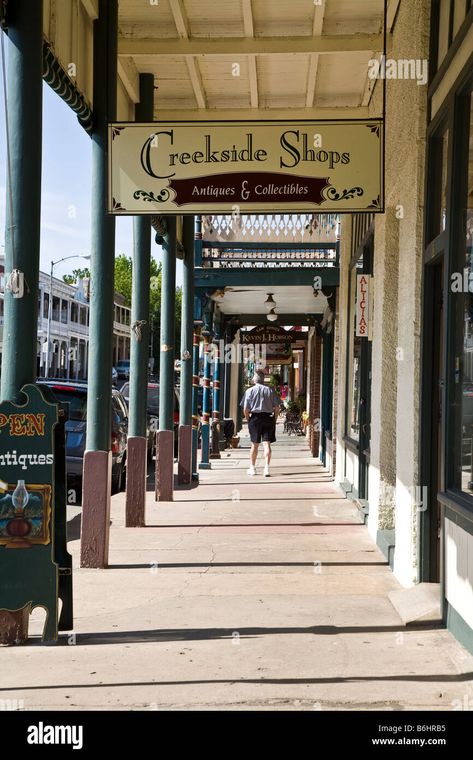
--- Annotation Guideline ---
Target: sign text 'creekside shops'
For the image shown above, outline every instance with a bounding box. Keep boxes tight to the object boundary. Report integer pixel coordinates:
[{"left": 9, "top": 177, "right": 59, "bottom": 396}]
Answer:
[{"left": 108, "top": 120, "right": 384, "bottom": 214}]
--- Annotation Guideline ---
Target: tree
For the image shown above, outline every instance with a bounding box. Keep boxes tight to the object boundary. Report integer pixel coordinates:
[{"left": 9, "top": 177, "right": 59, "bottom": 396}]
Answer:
[
  {"left": 63, "top": 267, "right": 90, "bottom": 285},
  {"left": 114, "top": 254, "right": 133, "bottom": 306},
  {"left": 63, "top": 254, "right": 182, "bottom": 367},
  {"left": 148, "top": 264, "right": 182, "bottom": 364}
]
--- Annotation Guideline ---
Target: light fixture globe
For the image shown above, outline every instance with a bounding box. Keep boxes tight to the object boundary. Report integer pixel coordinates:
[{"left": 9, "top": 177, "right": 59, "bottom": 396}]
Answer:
[
  {"left": 264, "top": 293, "right": 276, "bottom": 310},
  {"left": 266, "top": 308, "right": 278, "bottom": 322}
]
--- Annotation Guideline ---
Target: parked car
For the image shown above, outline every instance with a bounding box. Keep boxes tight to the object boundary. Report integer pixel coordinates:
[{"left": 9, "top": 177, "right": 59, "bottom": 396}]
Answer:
[
  {"left": 120, "top": 382, "right": 180, "bottom": 459},
  {"left": 38, "top": 381, "right": 128, "bottom": 499},
  {"left": 114, "top": 359, "right": 130, "bottom": 380},
  {"left": 112, "top": 366, "right": 118, "bottom": 385}
]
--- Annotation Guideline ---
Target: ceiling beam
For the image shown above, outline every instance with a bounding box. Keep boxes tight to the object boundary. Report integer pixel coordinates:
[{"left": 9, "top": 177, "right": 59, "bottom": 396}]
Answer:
[
  {"left": 307, "top": 0, "right": 326, "bottom": 107},
  {"left": 169, "top": 0, "right": 206, "bottom": 110},
  {"left": 312, "top": 0, "right": 326, "bottom": 36},
  {"left": 152, "top": 106, "right": 373, "bottom": 120},
  {"left": 185, "top": 56, "right": 206, "bottom": 109},
  {"left": 248, "top": 55, "right": 258, "bottom": 108},
  {"left": 222, "top": 314, "right": 322, "bottom": 325},
  {"left": 306, "top": 54, "right": 319, "bottom": 108},
  {"left": 387, "top": 0, "right": 401, "bottom": 32},
  {"left": 242, "top": 0, "right": 257, "bottom": 109},
  {"left": 118, "top": 34, "right": 385, "bottom": 57},
  {"left": 117, "top": 57, "right": 140, "bottom": 104},
  {"left": 168, "top": 0, "right": 190, "bottom": 38},
  {"left": 242, "top": 0, "right": 254, "bottom": 37},
  {"left": 360, "top": 51, "right": 378, "bottom": 107},
  {"left": 195, "top": 268, "right": 340, "bottom": 288},
  {"left": 80, "top": 0, "right": 98, "bottom": 19}
]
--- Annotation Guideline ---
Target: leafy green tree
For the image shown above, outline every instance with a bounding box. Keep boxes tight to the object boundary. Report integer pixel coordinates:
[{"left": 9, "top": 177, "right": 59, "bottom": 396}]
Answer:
[
  {"left": 113, "top": 254, "right": 133, "bottom": 305},
  {"left": 148, "top": 263, "right": 182, "bottom": 364},
  {"left": 63, "top": 254, "right": 182, "bottom": 368},
  {"left": 63, "top": 267, "right": 90, "bottom": 285}
]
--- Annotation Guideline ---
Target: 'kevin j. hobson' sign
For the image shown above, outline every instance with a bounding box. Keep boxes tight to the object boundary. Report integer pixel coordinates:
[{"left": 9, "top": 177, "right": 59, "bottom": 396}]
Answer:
[{"left": 108, "top": 120, "right": 384, "bottom": 215}]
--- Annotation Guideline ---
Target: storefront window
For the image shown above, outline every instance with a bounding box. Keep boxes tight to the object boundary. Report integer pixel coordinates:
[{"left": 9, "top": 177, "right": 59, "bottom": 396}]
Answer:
[
  {"left": 346, "top": 259, "right": 363, "bottom": 441},
  {"left": 440, "top": 130, "right": 449, "bottom": 233},
  {"left": 436, "top": 0, "right": 471, "bottom": 69},
  {"left": 454, "top": 94, "right": 473, "bottom": 494},
  {"left": 428, "top": 128, "right": 449, "bottom": 241}
]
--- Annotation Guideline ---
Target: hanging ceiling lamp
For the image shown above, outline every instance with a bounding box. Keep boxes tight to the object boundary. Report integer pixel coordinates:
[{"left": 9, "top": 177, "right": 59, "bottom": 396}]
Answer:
[
  {"left": 264, "top": 293, "right": 276, "bottom": 309},
  {"left": 266, "top": 308, "right": 278, "bottom": 322}
]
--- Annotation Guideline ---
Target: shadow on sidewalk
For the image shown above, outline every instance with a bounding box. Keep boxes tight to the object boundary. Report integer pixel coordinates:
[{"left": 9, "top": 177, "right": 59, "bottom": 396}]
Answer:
[{"left": 25, "top": 621, "right": 450, "bottom": 649}]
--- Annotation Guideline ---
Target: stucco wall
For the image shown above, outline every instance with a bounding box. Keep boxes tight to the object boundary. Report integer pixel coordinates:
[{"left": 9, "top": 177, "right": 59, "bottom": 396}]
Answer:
[
  {"left": 336, "top": 0, "right": 430, "bottom": 586},
  {"left": 373, "top": 0, "right": 430, "bottom": 585}
]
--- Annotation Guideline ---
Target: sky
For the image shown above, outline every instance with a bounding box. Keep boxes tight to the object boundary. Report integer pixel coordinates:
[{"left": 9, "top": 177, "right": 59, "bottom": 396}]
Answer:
[{"left": 0, "top": 48, "right": 181, "bottom": 286}]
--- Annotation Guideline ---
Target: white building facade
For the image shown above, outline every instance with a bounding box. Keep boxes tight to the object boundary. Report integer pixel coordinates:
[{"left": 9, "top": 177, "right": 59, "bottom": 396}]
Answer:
[{"left": 0, "top": 257, "right": 131, "bottom": 380}]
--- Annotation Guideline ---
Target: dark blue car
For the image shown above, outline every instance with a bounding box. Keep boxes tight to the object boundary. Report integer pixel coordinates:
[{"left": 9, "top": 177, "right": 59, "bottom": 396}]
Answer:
[{"left": 39, "top": 381, "right": 128, "bottom": 501}]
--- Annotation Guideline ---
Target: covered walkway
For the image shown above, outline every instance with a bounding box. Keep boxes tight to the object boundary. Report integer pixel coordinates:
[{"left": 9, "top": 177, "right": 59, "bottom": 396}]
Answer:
[{"left": 2, "top": 426, "right": 472, "bottom": 710}]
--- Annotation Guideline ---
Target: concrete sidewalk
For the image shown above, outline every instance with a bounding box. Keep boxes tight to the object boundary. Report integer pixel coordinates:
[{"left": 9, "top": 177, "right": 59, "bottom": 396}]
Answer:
[{"left": 1, "top": 426, "right": 473, "bottom": 710}]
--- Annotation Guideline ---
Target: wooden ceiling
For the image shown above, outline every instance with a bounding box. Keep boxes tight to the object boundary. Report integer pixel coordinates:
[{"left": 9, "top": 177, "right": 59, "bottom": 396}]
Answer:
[
  {"left": 41, "top": 1, "right": 398, "bottom": 121},
  {"left": 116, "top": 0, "right": 393, "bottom": 120}
]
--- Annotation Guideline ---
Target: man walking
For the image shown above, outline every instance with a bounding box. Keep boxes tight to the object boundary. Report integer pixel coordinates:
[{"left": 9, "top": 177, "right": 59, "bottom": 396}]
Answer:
[{"left": 240, "top": 370, "right": 280, "bottom": 477}]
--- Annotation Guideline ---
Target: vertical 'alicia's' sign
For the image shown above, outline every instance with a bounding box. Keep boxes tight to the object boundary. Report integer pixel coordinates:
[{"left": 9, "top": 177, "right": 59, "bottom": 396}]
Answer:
[{"left": 108, "top": 120, "right": 384, "bottom": 214}]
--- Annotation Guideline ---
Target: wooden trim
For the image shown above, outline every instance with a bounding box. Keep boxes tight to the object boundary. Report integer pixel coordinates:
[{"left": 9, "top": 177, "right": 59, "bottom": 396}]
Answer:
[
  {"left": 118, "top": 35, "right": 386, "bottom": 57},
  {"left": 424, "top": 231, "right": 447, "bottom": 263},
  {"left": 185, "top": 57, "right": 206, "bottom": 110},
  {"left": 429, "top": 6, "right": 473, "bottom": 97},
  {"left": 343, "top": 435, "right": 359, "bottom": 455},
  {"left": 168, "top": 0, "right": 190, "bottom": 39},
  {"left": 438, "top": 490, "right": 473, "bottom": 523}
]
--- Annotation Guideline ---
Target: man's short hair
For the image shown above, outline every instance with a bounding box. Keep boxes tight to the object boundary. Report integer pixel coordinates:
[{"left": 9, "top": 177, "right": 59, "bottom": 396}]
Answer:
[{"left": 253, "top": 370, "right": 265, "bottom": 384}]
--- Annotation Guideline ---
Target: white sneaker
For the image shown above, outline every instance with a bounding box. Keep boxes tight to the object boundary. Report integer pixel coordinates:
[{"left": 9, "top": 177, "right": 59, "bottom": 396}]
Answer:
[
  {"left": 247, "top": 466, "right": 256, "bottom": 476},
  {"left": 264, "top": 465, "right": 270, "bottom": 477}
]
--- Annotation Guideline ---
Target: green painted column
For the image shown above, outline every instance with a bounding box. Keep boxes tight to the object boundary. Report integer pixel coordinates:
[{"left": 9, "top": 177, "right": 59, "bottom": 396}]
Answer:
[
  {"left": 223, "top": 325, "right": 234, "bottom": 420},
  {"left": 129, "top": 74, "right": 153, "bottom": 437},
  {"left": 237, "top": 357, "right": 244, "bottom": 433},
  {"left": 194, "top": 215, "right": 203, "bottom": 266},
  {"left": 159, "top": 217, "right": 177, "bottom": 432},
  {"left": 199, "top": 300, "right": 212, "bottom": 470},
  {"left": 180, "top": 216, "right": 195, "bottom": 427},
  {"left": 199, "top": 330, "right": 212, "bottom": 470},
  {"left": 191, "top": 323, "right": 201, "bottom": 480},
  {"left": 1, "top": 0, "right": 43, "bottom": 403},
  {"left": 0, "top": 0, "right": 44, "bottom": 645},
  {"left": 85, "top": 0, "right": 117, "bottom": 453},
  {"left": 80, "top": 0, "right": 117, "bottom": 568},
  {"left": 155, "top": 216, "right": 176, "bottom": 501},
  {"left": 177, "top": 215, "right": 194, "bottom": 484},
  {"left": 126, "top": 73, "right": 153, "bottom": 527},
  {"left": 210, "top": 319, "right": 222, "bottom": 459}
]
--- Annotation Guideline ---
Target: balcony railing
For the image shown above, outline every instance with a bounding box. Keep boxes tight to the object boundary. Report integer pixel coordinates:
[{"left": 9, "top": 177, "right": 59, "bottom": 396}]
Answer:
[
  {"left": 202, "top": 246, "right": 338, "bottom": 269},
  {"left": 202, "top": 213, "right": 339, "bottom": 244},
  {"left": 200, "top": 213, "right": 339, "bottom": 269}
]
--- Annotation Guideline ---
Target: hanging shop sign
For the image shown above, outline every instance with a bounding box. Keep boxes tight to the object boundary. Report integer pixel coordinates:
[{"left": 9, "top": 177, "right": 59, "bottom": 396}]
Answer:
[
  {"left": 355, "top": 274, "right": 371, "bottom": 337},
  {"left": 240, "top": 325, "right": 308, "bottom": 364},
  {"left": 108, "top": 120, "right": 384, "bottom": 215},
  {"left": 240, "top": 325, "right": 308, "bottom": 344}
]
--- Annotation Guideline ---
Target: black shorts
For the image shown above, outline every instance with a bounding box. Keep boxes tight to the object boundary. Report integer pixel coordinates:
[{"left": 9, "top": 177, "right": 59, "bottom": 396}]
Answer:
[{"left": 248, "top": 413, "right": 276, "bottom": 444}]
